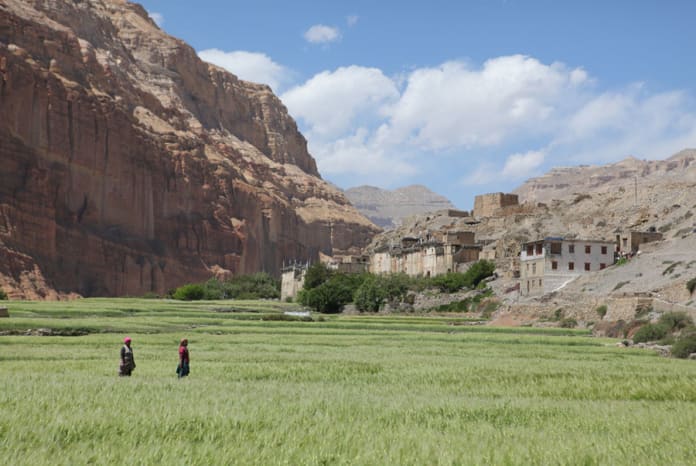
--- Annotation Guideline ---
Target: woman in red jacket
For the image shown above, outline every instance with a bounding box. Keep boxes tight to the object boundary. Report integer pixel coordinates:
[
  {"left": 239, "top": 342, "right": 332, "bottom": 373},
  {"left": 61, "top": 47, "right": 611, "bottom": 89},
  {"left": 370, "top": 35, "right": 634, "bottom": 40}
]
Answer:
[{"left": 177, "top": 338, "right": 190, "bottom": 378}]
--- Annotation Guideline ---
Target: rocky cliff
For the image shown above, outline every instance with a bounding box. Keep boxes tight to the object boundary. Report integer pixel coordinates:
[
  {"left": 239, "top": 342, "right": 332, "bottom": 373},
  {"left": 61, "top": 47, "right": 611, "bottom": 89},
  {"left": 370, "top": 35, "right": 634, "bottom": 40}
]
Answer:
[
  {"left": 344, "top": 185, "right": 455, "bottom": 229},
  {"left": 0, "top": 0, "right": 379, "bottom": 298}
]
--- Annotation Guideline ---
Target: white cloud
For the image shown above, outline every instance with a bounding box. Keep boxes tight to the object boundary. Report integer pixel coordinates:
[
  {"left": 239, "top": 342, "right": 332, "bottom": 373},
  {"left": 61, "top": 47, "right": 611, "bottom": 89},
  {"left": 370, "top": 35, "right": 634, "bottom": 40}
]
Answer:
[
  {"left": 253, "top": 52, "right": 696, "bottom": 198},
  {"left": 148, "top": 11, "right": 164, "bottom": 27},
  {"left": 198, "top": 49, "right": 289, "bottom": 91},
  {"left": 347, "top": 15, "right": 359, "bottom": 27},
  {"left": 382, "top": 55, "right": 589, "bottom": 150},
  {"left": 304, "top": 24, "right": 341, "bottom": 44},
  {"left": 281, "top": 66, "right": 399, "bottom": 138},
  {"left": 502, "top": 150, "right": 546, "bottom": 178}
]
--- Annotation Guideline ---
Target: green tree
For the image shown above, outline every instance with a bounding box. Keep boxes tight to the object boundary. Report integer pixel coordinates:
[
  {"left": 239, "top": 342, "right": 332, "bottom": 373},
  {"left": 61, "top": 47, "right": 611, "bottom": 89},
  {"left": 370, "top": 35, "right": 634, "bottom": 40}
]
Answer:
[
  {"left": 303, "top": 263, "right": 333, "bottom": 290},
  {"left": 354, "top": 275, "right": 389, "bottom": 312},
  {"left": 462, "top": 260, "right": 496, "bottom": 288},
  {"left": 0, "top": 288, "right": 7, "bottom": 300},
  {"left": 298, "top": 273, "right": 359, "bottom": 313}
]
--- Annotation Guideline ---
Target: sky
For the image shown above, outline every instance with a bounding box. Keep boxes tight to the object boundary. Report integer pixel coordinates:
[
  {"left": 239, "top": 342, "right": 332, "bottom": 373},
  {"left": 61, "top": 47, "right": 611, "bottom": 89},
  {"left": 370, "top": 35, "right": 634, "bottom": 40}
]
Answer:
[{"left": 138, "top": 0, "right": 696, "bottom": 209}]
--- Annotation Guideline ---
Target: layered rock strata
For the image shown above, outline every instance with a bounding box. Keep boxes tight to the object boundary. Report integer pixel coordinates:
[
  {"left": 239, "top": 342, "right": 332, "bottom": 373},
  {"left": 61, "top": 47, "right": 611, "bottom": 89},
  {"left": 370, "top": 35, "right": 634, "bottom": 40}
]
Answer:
[{"left": 0, "top": 0, "right": 379, "bottom": 298}]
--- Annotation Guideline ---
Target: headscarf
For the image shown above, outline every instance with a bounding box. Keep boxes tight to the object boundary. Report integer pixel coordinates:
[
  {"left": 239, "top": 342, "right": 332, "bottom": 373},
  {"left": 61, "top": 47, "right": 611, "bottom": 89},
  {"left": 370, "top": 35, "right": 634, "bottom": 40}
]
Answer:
[
  {"left": 180, "top": 338, "right": 188, "bottom": 346},
  {"left": 124, "top": 336, "right": 132, "bottom": 344}
]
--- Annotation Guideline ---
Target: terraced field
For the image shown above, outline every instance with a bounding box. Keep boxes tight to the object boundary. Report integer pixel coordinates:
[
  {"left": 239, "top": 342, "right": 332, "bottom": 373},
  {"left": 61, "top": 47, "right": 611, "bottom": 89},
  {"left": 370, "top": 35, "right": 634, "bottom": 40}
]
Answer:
[{"left": 1, "top": 299, "right": 695, "bottom": 465}]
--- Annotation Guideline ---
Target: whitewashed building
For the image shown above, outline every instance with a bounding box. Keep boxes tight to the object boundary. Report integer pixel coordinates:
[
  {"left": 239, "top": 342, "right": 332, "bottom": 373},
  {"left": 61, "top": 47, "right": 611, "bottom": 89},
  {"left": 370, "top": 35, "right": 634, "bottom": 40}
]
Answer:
[{"left": 520, "top": 237, "right": 615, "bottom": 296}]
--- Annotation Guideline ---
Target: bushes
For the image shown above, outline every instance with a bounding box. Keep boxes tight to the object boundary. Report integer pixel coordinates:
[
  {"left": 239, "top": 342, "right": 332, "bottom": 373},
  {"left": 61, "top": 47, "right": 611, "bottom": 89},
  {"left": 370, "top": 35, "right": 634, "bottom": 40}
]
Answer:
[
  {"left": 353, "top": 275, "right": 388, "bottom": 312},
  {"left": 687, "top": 278, "right": 696, "bottom": 295},
  {"left": 298, "top": 273, "right": 364, "bottom": 313},
  {"left": 172, "top": 273, "right": 280, "bottom": 301},
  {"left": 658, "top": 312, "right": 693, "bottom": 331},
  {"left": 633, "top": 323, "right": 670, "bottom": 343},
  {"left": 595, "top": 305, "right": 607, "bottom": 319},
  {"left": 172, "top": 284, "right": 206, "bottom": 301},
  {"left": 671, "top": 330, "right": 696, "bottom": 358},
  {"left": 0, "top": 288, "right": 7, "bottom": 300},
  {"left": 430, "top": 260, "right": 496, "bottom": 293}
]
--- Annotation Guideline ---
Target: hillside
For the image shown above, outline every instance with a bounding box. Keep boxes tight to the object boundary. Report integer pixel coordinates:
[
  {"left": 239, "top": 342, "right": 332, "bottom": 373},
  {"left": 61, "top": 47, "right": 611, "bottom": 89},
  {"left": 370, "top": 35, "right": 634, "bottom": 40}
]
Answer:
[
  {"left": 344, "top": 185, "right": 455, "bottom": 229},
  {"left": 0, "top": 0, "right": 379, "bottom": 298},
  {"left": 366, "top": 149, "right": 696, "bottom": 317}
]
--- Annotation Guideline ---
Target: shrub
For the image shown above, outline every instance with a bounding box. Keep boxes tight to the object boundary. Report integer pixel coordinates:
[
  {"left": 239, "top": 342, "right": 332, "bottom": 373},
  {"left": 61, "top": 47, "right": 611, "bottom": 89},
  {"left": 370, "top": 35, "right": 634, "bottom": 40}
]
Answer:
[
  {"left": 0, "top": 288, "right": 7, "bottom": 300},
  {"left": 298, "top": 273, "right": 358, "bottom": 313},
  {"left": 613, "top": 281, "right": 630, "bottom": 291},
  {"left": 595, "top": 305, "right": 608, "bottom": 319},
  {"left": 172, "top": 284, "right": 206, "bottom": 301},
  {"left": 658, "top": 312, "right": 694, "bottom": 331},
  {"left": 687, "top": 278, "right": 696, "bottom": 295},
  {"left": 463, "top": 260, "right": 496, "bottom": 288},
  {"left": 353, "top": 275, "right": 388, "bottom": 312},
  {"left": 632, "top": 323, "right": 670, "bottom": 343},
  {"left": 303, "top": 263, "right": 333, "bottom": 290},
  {"left": 224, "top": 273, "right": 280, "bottom": 299},
  {"left": 431, "top": 272, "right": 468, "bottom": 293},
  {"left": 671, "top": 330, "right": 696, "bottom": 358},
  {"left": 559, "top": 317, "right": 577, "bottom": 328}
]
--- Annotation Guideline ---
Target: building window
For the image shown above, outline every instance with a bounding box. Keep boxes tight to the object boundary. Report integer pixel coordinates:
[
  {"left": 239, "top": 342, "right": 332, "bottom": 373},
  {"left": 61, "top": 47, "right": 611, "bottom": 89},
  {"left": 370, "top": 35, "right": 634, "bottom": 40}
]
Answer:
[
  {"left": 569, "top": 244, "right": 575, "bottom": 253},
  {"left": 585, "top": 245, "right": 591, "bottom": 254},
  {"left": 550, "top": 242, "right": 562, "bottom": 255},
  {"left": 600, "top": 263, "right": 606, "bottom": 270},
  {"left": 526, "top": 263, "right": 530, "bottom": 271},
  {"left": 526, "top": 245, "right": 534, "bottom": 256},
  {"left": 552, "top": 261, "right": 558, "bottom": 270},
  {"left": 601, "top": 246, "right": 608, "bottom": 255},
  {"left": 568, "top": 262, "right": 574, "bottom": 271},
  {"left": 536, "top": 244, "right": 543, "bottom": 255},
  {"left": 584, "top": 262, "right": 591, "bottom": 271},
  {"left": 539, "top": 279, "right": 542, "bottom": 287},
  {"left": 532, "top": 263, "right": 536, "bottom": 274}
]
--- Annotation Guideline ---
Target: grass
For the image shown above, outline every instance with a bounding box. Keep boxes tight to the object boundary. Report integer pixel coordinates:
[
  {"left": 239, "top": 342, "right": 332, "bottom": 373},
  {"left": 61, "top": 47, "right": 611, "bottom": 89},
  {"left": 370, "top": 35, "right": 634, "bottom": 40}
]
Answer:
[{"left": 1, "top": 299, "right": 696, "bottom": 465}]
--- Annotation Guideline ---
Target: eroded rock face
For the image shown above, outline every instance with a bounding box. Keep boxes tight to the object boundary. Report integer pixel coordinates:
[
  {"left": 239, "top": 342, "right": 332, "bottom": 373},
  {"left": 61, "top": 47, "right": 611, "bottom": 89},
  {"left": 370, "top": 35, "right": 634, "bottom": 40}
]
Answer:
[{"left": 0, "top": 0, "right": 379, "bottom": 298}]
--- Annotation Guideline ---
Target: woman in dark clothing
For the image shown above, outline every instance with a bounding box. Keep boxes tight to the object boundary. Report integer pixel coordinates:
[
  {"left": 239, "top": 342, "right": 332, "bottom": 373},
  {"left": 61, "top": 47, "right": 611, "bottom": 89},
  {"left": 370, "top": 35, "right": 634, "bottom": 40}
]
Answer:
[
  {"left": 177, "top": 338, "right": 190, "bottom": 378},
  {"left": 119, "top": 337, "right": 135, "bottom": 376}
]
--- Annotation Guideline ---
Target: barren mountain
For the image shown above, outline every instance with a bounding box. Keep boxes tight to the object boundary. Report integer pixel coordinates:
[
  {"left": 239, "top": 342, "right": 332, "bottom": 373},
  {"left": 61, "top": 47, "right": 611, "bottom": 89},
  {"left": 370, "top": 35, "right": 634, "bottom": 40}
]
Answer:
[
  {"left": 368, "top": 149, "right": 696, "bottom": 316},
  {"left": 0, "top": 0, "right": 379, "bottom": 298},
  {"left": 515, "top": 149, "right": 696, "bottom": 204},
  {"left": 345, "top": 185, "right": 456, "bottom": 229}
]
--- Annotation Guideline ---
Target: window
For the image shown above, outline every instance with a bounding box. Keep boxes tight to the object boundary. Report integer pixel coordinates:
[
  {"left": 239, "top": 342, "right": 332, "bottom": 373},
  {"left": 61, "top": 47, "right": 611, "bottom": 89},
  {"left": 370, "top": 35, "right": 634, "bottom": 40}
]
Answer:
[
  {"left": 552, "top": 261, "right": 558, "bottom": 270},
  {"left": 601, "top": 246, "right": 608, "bottom": 254},
  {"left": 526, "top": 245, "right": 534, "bottom": 256},
  {"left": 539, "top": 279, "right": 542, "bottom": 287},
  {"left": 568, "top": 244, "right": 575, "bottom": 253},
  {"left": 532, "top": 263, "right": 536, "bottom": 274},
  {"left": 584, "top": 263, "right": 591, "bottom": 271},
  {"left": 568, "top": 262, "right": 574, "bottom": 271},
  {"left": 600, "top": 263, "right": 606, "bottom": 270},
  {"left": 585, "top": 245, "right": 591, "bottom": 254},
  {"left": 550, "top": 242, "right": 562, "bottom": 254},
  {"left": 536, "top": 244, "right": 543, "bottom": 255}
]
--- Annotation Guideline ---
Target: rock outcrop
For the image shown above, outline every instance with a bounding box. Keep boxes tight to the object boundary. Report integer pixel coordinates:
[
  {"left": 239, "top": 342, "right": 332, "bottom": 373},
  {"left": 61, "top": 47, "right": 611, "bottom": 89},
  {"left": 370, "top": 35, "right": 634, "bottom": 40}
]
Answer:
[
  {"left": 344, "top": 185, "right": 455, "bottom": 229},
  {"left": 0, "top": 0, "right": 379, "bottom": 298}
]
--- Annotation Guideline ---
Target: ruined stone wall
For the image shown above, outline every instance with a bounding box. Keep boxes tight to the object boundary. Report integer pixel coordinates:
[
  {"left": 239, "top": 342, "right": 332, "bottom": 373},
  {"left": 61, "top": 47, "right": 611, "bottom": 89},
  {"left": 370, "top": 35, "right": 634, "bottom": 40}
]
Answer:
[{"left": 473, "top": 193, "right": 519, "bottom": 218}]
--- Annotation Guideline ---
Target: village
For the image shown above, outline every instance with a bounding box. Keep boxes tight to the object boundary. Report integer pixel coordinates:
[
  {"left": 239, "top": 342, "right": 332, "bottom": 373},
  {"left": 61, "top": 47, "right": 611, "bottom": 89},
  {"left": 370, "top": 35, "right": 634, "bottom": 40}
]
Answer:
[{"left": 281, "top": 192, "right": 665, "bottom": 303}]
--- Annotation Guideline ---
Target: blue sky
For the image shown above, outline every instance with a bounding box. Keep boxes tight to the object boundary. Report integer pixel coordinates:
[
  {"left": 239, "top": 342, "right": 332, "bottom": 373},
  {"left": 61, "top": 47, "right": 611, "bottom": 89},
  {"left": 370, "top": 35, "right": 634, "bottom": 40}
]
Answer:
[{"left": 139, "top": 0, "right": 696, "bottom": 209}]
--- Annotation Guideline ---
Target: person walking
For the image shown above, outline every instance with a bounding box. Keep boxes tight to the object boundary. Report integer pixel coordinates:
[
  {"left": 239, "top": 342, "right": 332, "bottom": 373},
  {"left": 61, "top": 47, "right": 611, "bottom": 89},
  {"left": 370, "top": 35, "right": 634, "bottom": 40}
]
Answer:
[
  {"left": 119, "top": 336, "right": 136, "bottom": 376},
  {"left": 177, "top": 338, "right": 190, "bottom": 378}
]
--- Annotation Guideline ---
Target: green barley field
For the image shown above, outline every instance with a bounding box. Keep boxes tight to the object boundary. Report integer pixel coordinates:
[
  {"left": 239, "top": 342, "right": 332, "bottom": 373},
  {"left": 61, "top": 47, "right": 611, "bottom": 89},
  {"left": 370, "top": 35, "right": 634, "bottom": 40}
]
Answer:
[{"left": 1, "top": 299, "right": 696, "bottom": 465}]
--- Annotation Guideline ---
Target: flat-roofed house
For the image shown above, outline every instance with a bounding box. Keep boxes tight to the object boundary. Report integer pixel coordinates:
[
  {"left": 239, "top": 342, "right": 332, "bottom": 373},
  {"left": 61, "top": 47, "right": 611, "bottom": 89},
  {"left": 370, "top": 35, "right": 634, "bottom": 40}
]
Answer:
[{"left": 520, "top": 237, "right": 616, "bottom": 296}]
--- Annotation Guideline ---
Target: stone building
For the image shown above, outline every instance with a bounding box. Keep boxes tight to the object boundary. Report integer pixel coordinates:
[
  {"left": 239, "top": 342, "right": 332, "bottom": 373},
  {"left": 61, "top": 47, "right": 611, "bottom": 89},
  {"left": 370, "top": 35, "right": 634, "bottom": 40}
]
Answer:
[
  {"left": 520, "top": 237, "right": 616, "bottom": 296},
  {"left": 369, "top": 231, "right": 481, "bottom": 277},
  {"left": 280, "top": 264, "right": 306, "bottom": 301},
  {"left": 473, "top": 193, "right": 519, "bottom": 218},
  {"left": 616, "top": 229, "right": 663, "bottom": 253}
]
